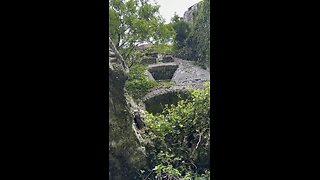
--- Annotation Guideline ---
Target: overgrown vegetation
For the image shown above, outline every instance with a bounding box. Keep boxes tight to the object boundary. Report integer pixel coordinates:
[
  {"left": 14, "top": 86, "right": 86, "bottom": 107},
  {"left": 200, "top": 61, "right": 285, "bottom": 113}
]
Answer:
[
  {"left": 125, "top": 64, "right": 176, "bottom": 99},
  {"left": 110, "top": 1, "right": 211, "bottom": 179},
  {"left": 109, "top": 0, "right": 175, "bottom": 67},
  {"left": 128, "top": 43, "right": 174, "bottom": 67},
  {"left": 153, "top": 44, "right": 174, "bottom": 55},
  {"left": 170, "top": 14, "right": 191, "bottom": 50},
  {"left": 137, "top": 83, "right": 210, "bottom": 179},
  {"left": 170, "top": 0, "right": 210, "bottom": 68},
  {"left": 125, "top": 64, "right": 157, "bottom": 99}
]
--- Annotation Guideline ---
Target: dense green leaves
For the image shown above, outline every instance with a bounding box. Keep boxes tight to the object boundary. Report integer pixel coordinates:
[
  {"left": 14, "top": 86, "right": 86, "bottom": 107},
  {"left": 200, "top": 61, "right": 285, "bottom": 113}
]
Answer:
[
  {"left": 170, "top": 15, "right": 191, "bottom": 49},
  {"left": 110, "top": 1, "right": 211, "bottom": 179},
  {"left": 170, "top": 0, "right": 210, "bottom": 68},
  {"left": 188, "top": 0, "right": 210, "bottom": 67},
  {"left": 140, "top": 83, "right": 211, "bottom": 179},
  {"left": 125, "top": 64, "right": 176, "bottom": 100},
  {"left": 109, "top": 0, "right": 175, "bottom": 65},
  {"left": 125, "top": 65, "right": 157, "bottom": 99},
  {"left": 154, "top": 44, "right": 173, "bottom": 55}
]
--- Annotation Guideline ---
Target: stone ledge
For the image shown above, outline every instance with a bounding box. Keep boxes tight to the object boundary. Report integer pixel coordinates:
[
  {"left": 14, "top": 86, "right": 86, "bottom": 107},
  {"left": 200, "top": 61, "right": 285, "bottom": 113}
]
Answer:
[{"left": 147, "top": 63, "right": 179, "bottom": 81}]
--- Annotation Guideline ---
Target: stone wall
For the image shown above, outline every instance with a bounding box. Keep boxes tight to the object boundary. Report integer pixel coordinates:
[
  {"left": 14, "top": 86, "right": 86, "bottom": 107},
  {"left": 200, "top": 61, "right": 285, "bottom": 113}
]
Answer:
[
  {"left": 183, "top": 2, "right": 202, "bottom": 23},
  {"left": 148, "top": 63, "right": 179, "bottom": 81},
  {"left": 143, "top": 89, "right": 189, "bottom": 114},
  {"left": 109, "top": 37, "right": 146, "bottom": 179}
]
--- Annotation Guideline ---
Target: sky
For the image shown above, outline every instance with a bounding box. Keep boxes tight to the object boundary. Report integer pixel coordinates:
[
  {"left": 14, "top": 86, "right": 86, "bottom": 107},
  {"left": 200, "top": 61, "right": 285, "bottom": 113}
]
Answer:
[{"left": 152, "top": 0, "right": 202, "bottom": 23}]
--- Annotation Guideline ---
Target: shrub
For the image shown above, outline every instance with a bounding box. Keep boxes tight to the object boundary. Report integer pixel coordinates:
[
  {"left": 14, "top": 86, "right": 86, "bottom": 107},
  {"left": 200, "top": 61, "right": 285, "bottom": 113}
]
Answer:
[
  {"left": 140, "top": 82, "right": 211, "bottom": 179},
  {"left": 125, "top": 65, "right": 176, "bottom": 100},
  {"left": 125, "top": 65, "right": 158, "bottom": 99}
]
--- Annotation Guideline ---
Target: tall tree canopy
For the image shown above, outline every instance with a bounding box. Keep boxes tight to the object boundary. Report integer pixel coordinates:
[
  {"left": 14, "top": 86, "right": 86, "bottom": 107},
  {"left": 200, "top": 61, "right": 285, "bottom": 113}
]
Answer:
[
  {"left": 109, "top": 0, "right": 175, "bottom": 62},
  {"left": 169, "top": 0, "right": 210, "bottom": 68},
  {"left": 170, "top": 13, "right": 191, "bottom": 49},
  {"left": 188, "top": 0, "right": 210, "bottom": 67}
]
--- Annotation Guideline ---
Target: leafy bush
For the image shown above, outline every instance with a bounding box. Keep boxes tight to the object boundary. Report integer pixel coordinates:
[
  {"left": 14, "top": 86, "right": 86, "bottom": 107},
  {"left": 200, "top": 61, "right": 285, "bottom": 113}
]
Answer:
[
  {"left": 154, "top": 44, "right": 173, "bottom": 55},
  {"left": 170, "top": 0, "right": 210, "bottom": 67},
  {"left": 109, "top": 0, "right": 175, "bottom": 60},
  {"left": 126, "top": 49, "right": 145, "bottom": 68},
  {"left": 140, "top": 82, "right": 211, "bottom": 179},
  {"left": 125, "top": 65, "right": 158, "bottom": 99},
  {"left": 125, "top": 64, "right": 176, "bottom": 100}
]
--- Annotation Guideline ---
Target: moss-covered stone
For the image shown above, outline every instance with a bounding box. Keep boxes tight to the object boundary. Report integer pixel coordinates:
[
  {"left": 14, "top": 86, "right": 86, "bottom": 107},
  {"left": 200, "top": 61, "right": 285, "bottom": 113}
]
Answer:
[
  {"left": 109, "top": 37, "right": 146, "bottom": 179},
  {"left": 141, "top": 57, "right": 157, "bottom": 65},
  {"left": 162, "top": 55, "right": 174, "bottom": 63},
  {"left": 147, "top": 63, "right": 179, "bottom": 81},
  {"left": 143, "top": 90, "right": 189, "bottom": 114}
]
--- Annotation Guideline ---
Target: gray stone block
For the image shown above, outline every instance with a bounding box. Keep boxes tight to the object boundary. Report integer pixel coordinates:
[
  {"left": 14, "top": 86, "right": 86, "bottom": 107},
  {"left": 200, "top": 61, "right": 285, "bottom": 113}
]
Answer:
[
  {"left": 141, "top": 57, "right": 157, "bottom": 64},
  {"left": 148, "top": 63, "right": 179, "bottom": 80},
  {"left": 162, "top": 55, "right": 174, "bottom": 62}
]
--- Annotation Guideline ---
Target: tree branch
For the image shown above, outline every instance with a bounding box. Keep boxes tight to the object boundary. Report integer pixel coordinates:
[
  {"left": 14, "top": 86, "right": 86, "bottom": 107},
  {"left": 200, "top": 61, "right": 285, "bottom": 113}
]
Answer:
[
  {"left": 143, "top": 171, "right": 153, "bottom": 180},
  {"left": 195, "top": 128, "right": 209, "bottom": 150},
  {"left": 195, "top": 134, "right": 202, "bottom": 150},
  {"left": 124, "top": 44, "right": 137, "bottom": 60},
  {"left": 116, "top": 32, "right": 121, "bottom": 48}
]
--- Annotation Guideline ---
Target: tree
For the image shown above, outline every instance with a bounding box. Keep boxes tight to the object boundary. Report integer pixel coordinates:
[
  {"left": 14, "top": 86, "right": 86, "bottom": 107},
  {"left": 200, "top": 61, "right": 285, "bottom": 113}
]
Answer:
[
  {"left": 170, "top": 12, "right": 183, "bottom": 23},
  {"left": 109, "top": 0, "right": 175, "bottom": 66},
  {"left": 170, "top": 15, "right": 190, "bottom": 49},
  {"left": 167, "top": 0, "right": 210, "bottom": 69},
  {"left": 186, "top": 0, "right": 210, "bottom": 67}
]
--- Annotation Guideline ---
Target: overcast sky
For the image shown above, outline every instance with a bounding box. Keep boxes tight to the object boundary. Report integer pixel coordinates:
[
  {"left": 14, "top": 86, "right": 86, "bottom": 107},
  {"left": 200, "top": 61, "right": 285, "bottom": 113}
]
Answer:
[{"left": 152, "top": 0, "right": 202, "bottom": 23}]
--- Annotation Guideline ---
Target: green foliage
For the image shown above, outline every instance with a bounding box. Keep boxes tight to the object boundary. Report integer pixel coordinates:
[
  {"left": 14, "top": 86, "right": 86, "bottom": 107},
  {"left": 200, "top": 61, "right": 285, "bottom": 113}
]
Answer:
[
  {"left": 169, "top": 0, "right": 210, "bottom": 68},
  {"left": 170, "top": 18, "right": 191, "bottom": 48},
  {"left": 153, "top": 162, "right": 181, "bottom": 179},
  {"left": 156, "top": 80, "right": 175, "bottom": 87},
  {"left": 193, "top": 61, "right": 207, "bottom": 70},
  {"left": 125, "top": 64, "right": 176, "bottom": 100},
  {"left": 109, "top": 0, "right": 175, "bottom": 64},
  {"left": 142, "top": 45, "right": 157, "bottom": 55},
  {"left": 140, "top": 83, "right": 211, "bottom": 179},
  {"left": 140, "top": 43, "right": 173, "bottom": 57},
  {"left": 126, "top": 49, "right": 145, "bottom": 68},
  {"left": 154, "top": 44, "right": 173, "bottom": 55},
  {"left": 125, "top": 64, "right": 157, "bottom": 99},
  {"left": 187, "top": 0, "right": 210, "bottom": 67},
  {"left": 171, "top": 13, "right": 183, "bottom": 23}
]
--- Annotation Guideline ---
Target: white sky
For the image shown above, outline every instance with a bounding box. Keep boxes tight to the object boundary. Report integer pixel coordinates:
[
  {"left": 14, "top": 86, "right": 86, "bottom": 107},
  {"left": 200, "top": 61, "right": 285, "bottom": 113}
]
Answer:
[{"left": 152, "top": 0, "right": 202, "bottom": 23}]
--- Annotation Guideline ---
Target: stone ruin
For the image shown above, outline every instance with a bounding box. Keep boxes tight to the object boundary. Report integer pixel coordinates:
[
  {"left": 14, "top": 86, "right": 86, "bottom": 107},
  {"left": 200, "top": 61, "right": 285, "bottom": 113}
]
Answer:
[
  {"left": 140, "top": 56, "right": 210, "bottom": 115},
  {"left": 148, "top": 63, "right": 179, "bottom": 81},
  {"left": 162, "top": 54, "right": 174, "bottom": 63},
  {"left": 109, "top": 37, "right": 146, "bottom": 179}
]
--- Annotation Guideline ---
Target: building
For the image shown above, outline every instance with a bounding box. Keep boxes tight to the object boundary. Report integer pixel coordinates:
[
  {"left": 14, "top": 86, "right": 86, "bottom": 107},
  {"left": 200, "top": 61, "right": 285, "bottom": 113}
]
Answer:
[{"left": 183, "top": 1, "right": 202, "bottom": 23}]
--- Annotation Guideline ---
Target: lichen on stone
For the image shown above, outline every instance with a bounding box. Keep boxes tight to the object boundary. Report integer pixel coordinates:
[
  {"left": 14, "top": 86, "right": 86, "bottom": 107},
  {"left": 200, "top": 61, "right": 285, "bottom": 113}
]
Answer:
[{"left": 109, "top": 37, "right": 147, "bottom": 179}]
